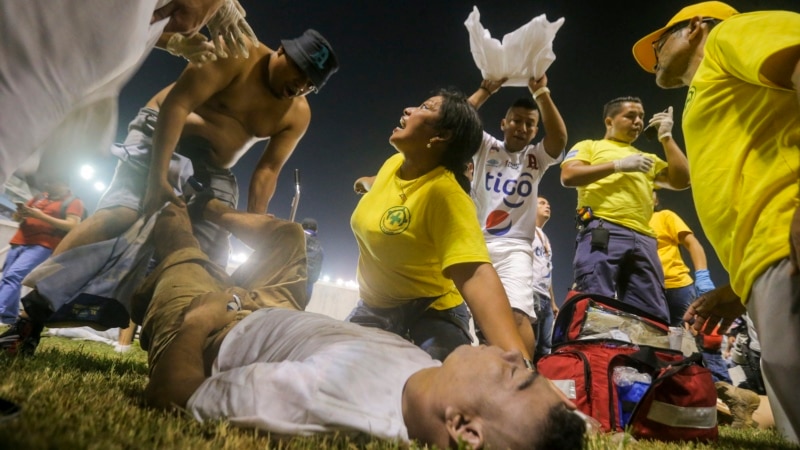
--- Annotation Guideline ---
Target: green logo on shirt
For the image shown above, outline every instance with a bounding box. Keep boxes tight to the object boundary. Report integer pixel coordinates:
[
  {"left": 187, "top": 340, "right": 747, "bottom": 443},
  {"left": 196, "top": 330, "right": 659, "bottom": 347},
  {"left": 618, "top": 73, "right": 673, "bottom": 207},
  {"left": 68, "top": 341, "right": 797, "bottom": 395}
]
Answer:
[
  {"left": 380, "top": 206, "right": 410, "bottom": 235},
  {"left": 684, "top": 86, "right": 696, "bottom": 115}
]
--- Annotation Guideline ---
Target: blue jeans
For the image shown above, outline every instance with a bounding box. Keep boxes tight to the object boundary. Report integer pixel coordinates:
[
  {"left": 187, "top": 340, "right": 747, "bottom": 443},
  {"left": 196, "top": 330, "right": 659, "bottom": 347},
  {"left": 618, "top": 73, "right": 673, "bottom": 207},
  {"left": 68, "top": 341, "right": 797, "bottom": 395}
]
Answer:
[
  {"left": 703, "top": 351, "right": 732, "bottom": 383},
  {"left": 573, "top": 220, "right": 669, "bottom": 323},
  {"left": 0, "top": 244, "right": 52, "bottom": 323},
  {"left": 346, "top": 298, "right": 472, "bottom": 361},
  {"left": 534, "top": 293, "right": 554, "bottom": 359},
  {"left": 665, "top": 283, "right": 696, "bottom": 327}
]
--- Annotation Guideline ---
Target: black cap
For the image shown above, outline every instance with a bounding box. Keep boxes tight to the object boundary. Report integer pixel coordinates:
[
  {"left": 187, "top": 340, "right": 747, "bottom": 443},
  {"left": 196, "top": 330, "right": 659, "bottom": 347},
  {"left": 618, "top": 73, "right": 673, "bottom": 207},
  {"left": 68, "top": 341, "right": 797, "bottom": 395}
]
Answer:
[
  {"left": 301, "top": 217, "right": 318, "bottom": 231},
  {"left": 281, "top": 29, "right": 339, "bottom": 92}
]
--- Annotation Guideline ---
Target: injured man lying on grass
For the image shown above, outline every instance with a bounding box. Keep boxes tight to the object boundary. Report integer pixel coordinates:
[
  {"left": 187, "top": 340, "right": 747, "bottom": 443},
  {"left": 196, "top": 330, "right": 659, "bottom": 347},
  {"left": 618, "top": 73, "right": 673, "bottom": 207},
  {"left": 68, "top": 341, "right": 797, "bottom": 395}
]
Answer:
[{"left": 133, "top": 201, "right": 586, "bottom": 450}]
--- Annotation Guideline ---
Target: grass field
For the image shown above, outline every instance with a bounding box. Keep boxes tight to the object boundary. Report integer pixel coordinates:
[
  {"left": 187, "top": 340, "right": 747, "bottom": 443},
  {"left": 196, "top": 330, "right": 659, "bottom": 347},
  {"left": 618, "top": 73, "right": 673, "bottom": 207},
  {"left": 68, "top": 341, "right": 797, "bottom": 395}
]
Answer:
[{"left": 0, "top": 333, "right": 798, "bottom": 449}]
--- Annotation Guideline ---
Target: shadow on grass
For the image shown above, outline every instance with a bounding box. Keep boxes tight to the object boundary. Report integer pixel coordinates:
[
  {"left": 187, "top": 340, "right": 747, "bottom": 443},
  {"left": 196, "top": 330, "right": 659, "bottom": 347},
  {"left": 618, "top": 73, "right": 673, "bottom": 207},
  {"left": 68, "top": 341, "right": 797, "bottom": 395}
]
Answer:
[{"left": 31, "top": 345, "right": 146, "bottom": 375}]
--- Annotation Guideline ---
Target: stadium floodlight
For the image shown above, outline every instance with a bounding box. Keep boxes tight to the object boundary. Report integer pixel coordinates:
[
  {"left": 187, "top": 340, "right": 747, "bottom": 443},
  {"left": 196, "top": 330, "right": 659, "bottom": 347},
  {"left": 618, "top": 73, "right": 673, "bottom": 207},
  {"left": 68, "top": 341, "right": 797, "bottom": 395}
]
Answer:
[
  {"left": 80, "top": 165, "right": 95, "bottom": 180},
  {"left": 231, "top": 252, "right": 249, "bottom": 263}
]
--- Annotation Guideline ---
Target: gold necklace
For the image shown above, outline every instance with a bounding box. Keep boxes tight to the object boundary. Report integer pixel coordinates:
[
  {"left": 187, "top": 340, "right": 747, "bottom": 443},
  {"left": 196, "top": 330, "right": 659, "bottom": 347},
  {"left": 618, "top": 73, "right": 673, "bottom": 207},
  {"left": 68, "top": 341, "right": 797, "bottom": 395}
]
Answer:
[{"left": 395, "top": 174, "right": 421, "bottom": 203}]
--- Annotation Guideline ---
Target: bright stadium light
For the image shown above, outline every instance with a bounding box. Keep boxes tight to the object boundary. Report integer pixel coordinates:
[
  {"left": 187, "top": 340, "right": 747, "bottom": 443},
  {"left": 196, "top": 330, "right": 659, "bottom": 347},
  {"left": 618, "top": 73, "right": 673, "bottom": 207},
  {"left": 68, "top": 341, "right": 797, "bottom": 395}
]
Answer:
[
  {"left": 93, "top": 181, "right": 106, "bottom": 191},
  {"left": 80, "top": 165, "right": 95, "bottom": 180},
  {"left": 321, "top": 275, "right": 330, "bottom": 282},
  {"left": 336, "top": 278, "right": 344, "bottom": 286},
  {"left": 231, "top": 252, "right": 249, "bottom": 263}
]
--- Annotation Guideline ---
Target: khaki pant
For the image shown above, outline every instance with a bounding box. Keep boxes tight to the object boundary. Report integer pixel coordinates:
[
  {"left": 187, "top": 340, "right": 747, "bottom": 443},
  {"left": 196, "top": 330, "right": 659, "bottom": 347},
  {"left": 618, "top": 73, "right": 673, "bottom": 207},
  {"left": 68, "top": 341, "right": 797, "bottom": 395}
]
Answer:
[{"left": 132, "top": 207, "right": 308, "bottom": 373}]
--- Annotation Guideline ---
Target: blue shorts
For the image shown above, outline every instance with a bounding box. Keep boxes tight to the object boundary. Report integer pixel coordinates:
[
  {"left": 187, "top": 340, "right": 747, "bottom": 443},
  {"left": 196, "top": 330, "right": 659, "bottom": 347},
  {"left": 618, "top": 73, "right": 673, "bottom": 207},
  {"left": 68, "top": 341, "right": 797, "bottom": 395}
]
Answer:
[{"left": 572, "top": 219, "right": 669, "bottom": 323}]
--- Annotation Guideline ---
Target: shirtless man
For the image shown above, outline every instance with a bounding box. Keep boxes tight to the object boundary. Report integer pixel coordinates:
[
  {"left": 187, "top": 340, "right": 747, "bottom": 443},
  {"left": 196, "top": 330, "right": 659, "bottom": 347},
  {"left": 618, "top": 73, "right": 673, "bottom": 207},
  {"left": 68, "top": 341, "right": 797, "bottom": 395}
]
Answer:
[
  {"left": 53, "top": 28, "right": 339, "bottom": 266},
  {"left": 0, "top": 30, "right": 338, "bottom": 357}
]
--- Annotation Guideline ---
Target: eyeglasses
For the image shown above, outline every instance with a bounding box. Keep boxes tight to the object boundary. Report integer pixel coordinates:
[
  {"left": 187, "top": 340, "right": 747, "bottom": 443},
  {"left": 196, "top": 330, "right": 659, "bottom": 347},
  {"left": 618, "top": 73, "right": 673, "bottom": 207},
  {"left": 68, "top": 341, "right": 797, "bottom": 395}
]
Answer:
[
  {"left": 300, "top": 82, "right": 318, "bottom": 95},
  {"left": 651, "top": 20, "right": 691, "bottom": 59},
  {"left": 294, "top": 82, "right": 318, "bottom": 96},
  {"left": 285, "top": 57, "right": 318, "bottom": 95},
  {"left": 651, "top": 18, "right": 718, "bottom": 67}
]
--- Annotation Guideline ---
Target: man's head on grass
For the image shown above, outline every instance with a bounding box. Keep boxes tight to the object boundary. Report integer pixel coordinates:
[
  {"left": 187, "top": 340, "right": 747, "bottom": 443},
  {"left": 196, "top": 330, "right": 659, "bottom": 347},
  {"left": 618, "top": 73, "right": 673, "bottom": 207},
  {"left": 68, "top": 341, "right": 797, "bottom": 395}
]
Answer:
[{"left": 403, "top": 344, "right": 586, "bottom": 449}]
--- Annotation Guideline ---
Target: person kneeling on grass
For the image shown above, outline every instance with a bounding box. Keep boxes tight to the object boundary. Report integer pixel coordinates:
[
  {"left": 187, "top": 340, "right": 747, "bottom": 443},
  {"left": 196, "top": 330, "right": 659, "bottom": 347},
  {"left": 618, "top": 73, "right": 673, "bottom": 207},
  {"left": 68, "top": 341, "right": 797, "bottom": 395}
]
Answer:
[{"left": 134, "top": 200, "right": 586, "bottom": 449}]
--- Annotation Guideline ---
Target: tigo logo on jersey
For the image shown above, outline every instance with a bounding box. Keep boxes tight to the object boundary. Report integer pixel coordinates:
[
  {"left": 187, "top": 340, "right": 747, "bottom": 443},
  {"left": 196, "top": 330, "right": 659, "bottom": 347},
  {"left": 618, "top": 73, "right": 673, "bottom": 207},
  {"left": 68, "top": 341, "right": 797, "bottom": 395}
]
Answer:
[
  {"left": 484, "top": 172, "right": 534, "bottom": 208},
  {"left": 486, "top": 210, "right": 511, "bottom": 236}
]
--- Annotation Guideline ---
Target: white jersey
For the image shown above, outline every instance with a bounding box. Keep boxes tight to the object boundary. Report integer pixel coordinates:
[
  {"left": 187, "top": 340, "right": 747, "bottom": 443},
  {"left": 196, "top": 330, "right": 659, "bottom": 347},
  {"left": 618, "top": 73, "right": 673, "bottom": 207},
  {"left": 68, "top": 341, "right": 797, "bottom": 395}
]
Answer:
[
  {"left": 532, "top": 227, "right": 553, "bottom": 299},
  {"left": 188, "top": 308, "right": 439, "bottom": 442},
  {"left": 471, "top": 132, "right": 562, "bottom": 242}
]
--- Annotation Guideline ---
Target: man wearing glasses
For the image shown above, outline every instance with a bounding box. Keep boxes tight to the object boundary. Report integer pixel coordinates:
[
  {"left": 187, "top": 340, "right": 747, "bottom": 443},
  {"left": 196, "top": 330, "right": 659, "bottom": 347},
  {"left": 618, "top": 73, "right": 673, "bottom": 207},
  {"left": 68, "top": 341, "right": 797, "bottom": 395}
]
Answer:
[{"left": 632, "top": 1, "right": 800, "bottom": 443}]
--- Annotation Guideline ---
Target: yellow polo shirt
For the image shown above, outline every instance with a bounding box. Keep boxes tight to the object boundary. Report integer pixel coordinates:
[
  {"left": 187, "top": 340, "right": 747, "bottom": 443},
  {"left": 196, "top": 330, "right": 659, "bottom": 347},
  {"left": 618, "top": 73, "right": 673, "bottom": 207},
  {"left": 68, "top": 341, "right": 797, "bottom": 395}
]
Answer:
[
  {"left": 683, "top": 11, "right": 800, "bottom": 301},
  {"left": 351, "top": 153, "right": 491, "bottom": 309}
]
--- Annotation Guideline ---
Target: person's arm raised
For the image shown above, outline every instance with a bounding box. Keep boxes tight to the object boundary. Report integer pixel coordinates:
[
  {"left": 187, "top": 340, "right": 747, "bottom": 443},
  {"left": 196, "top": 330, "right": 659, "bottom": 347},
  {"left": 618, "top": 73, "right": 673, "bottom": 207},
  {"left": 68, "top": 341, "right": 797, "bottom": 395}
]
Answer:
[
  {"left": 467, "top": 78, "right": 507, "bottom": 109},
  {"left": 651, "top": 107, "right": 690, "bottom": 190},
  {"left": 529, "top": 75, "right": 567, "bottom": 158}
]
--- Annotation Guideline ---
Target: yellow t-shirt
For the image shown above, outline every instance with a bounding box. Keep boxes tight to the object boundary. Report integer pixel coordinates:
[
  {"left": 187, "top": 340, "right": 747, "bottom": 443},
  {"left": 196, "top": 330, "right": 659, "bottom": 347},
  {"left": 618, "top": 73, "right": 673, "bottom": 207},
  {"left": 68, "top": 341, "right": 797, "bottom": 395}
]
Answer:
[
  {"left": 650, "top": 209, "right": 694, "bottom": 289},
  {"left": 350, "top": 153, "right": 491, "bottom": 310},
  {"left": 683, "top": 11, "right": 800, "bottom": 301},
  {"left": 562, "top": 139, "right": 668, "bottom": 236}
]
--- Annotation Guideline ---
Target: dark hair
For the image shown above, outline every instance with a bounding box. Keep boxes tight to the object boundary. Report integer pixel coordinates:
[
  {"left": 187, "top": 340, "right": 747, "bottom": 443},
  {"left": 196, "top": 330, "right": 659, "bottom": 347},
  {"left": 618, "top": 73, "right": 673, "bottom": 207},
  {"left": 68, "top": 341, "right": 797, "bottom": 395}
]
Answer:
[
  {"left": 507, "top": 97, "right": 539, "bottom": 115},
  {"left": 301, "top": 217, "right": 318, "bottom": 232},
  {"left": 432, "top": 87, "right": 483, "bottom": 194},
  {"left": 603, "top": 96, "right": 642, "bottom": 120},
  {"left": 531, "top": 405, "right": 587, "bottom": 450}
]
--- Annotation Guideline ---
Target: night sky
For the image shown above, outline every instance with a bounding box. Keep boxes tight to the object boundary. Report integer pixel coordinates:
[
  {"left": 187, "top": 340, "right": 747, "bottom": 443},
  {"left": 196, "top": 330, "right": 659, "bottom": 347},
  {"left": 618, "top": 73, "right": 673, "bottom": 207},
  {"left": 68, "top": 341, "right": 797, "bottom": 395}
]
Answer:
[{"left": 70, "top": 0, "right": 799, "bottom": 304}]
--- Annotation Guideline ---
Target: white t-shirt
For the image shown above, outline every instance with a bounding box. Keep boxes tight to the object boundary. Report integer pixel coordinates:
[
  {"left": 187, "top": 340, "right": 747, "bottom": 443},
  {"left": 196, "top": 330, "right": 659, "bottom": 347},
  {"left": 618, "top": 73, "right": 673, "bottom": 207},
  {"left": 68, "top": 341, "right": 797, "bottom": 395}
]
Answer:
[
  {"left": 532, "top": 227, "right": 553, "bottom": 299},
  {"left": 471, "top": 132, "right": 562, "bottom": 242},
  {"left": 187, "top": 308, "right": 440, "bottom": 442}
]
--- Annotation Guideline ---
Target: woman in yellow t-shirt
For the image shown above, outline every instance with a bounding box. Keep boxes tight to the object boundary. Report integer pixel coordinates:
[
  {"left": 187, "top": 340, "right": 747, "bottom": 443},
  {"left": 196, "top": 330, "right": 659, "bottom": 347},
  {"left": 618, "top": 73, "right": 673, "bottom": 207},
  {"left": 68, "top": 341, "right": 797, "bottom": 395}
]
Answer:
[{"left": 349, "top": 88, "right": 530, "bottom": 363}]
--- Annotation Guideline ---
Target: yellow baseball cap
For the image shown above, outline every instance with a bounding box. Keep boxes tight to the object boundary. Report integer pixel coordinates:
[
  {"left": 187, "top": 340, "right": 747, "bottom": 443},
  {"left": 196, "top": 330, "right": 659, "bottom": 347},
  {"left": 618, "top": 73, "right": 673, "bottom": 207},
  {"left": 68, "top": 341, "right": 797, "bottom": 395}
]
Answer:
[{"left": 632, "top": 1, "right": 739, "bottom": 73}]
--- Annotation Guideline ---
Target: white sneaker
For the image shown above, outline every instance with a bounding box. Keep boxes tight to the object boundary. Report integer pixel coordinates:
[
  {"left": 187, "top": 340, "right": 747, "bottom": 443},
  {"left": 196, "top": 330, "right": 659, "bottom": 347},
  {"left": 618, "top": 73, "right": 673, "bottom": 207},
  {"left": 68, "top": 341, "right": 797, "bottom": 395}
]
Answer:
[{"left": 114, "top": 344, "right": 132, "bottom": 353}]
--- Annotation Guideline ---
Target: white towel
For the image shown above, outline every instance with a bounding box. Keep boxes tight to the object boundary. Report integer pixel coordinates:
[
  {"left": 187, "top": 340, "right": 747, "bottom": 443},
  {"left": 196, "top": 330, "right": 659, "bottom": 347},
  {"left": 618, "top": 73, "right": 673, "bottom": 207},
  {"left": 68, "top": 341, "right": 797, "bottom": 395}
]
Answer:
[{"left": 464, "top": 6, "right": 565, "bottom": 86}]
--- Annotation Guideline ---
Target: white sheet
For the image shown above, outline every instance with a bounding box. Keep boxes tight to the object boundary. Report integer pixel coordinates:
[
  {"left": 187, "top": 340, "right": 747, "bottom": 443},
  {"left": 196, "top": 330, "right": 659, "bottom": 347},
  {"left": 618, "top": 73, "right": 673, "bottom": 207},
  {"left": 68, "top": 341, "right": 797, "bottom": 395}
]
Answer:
[{"left": 464, "top": 6, "right": 564, "bottom": 86}]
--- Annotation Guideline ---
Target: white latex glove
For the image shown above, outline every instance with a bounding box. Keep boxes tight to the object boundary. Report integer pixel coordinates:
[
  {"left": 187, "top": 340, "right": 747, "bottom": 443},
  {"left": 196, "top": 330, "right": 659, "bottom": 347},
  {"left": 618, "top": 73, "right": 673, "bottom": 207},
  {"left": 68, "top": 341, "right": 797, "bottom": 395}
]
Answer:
[
  {"left": 614, "top": 154, "right": 654, "bottom": 173},
  {"left": 206, "top": 0, "right": 259, "bottom": 59},
  {"left": 648, "top": 106, "right": 674, "bottom": 141},
  {"left": 166, "top": 33, "right": 218, "bottom": 65}
]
